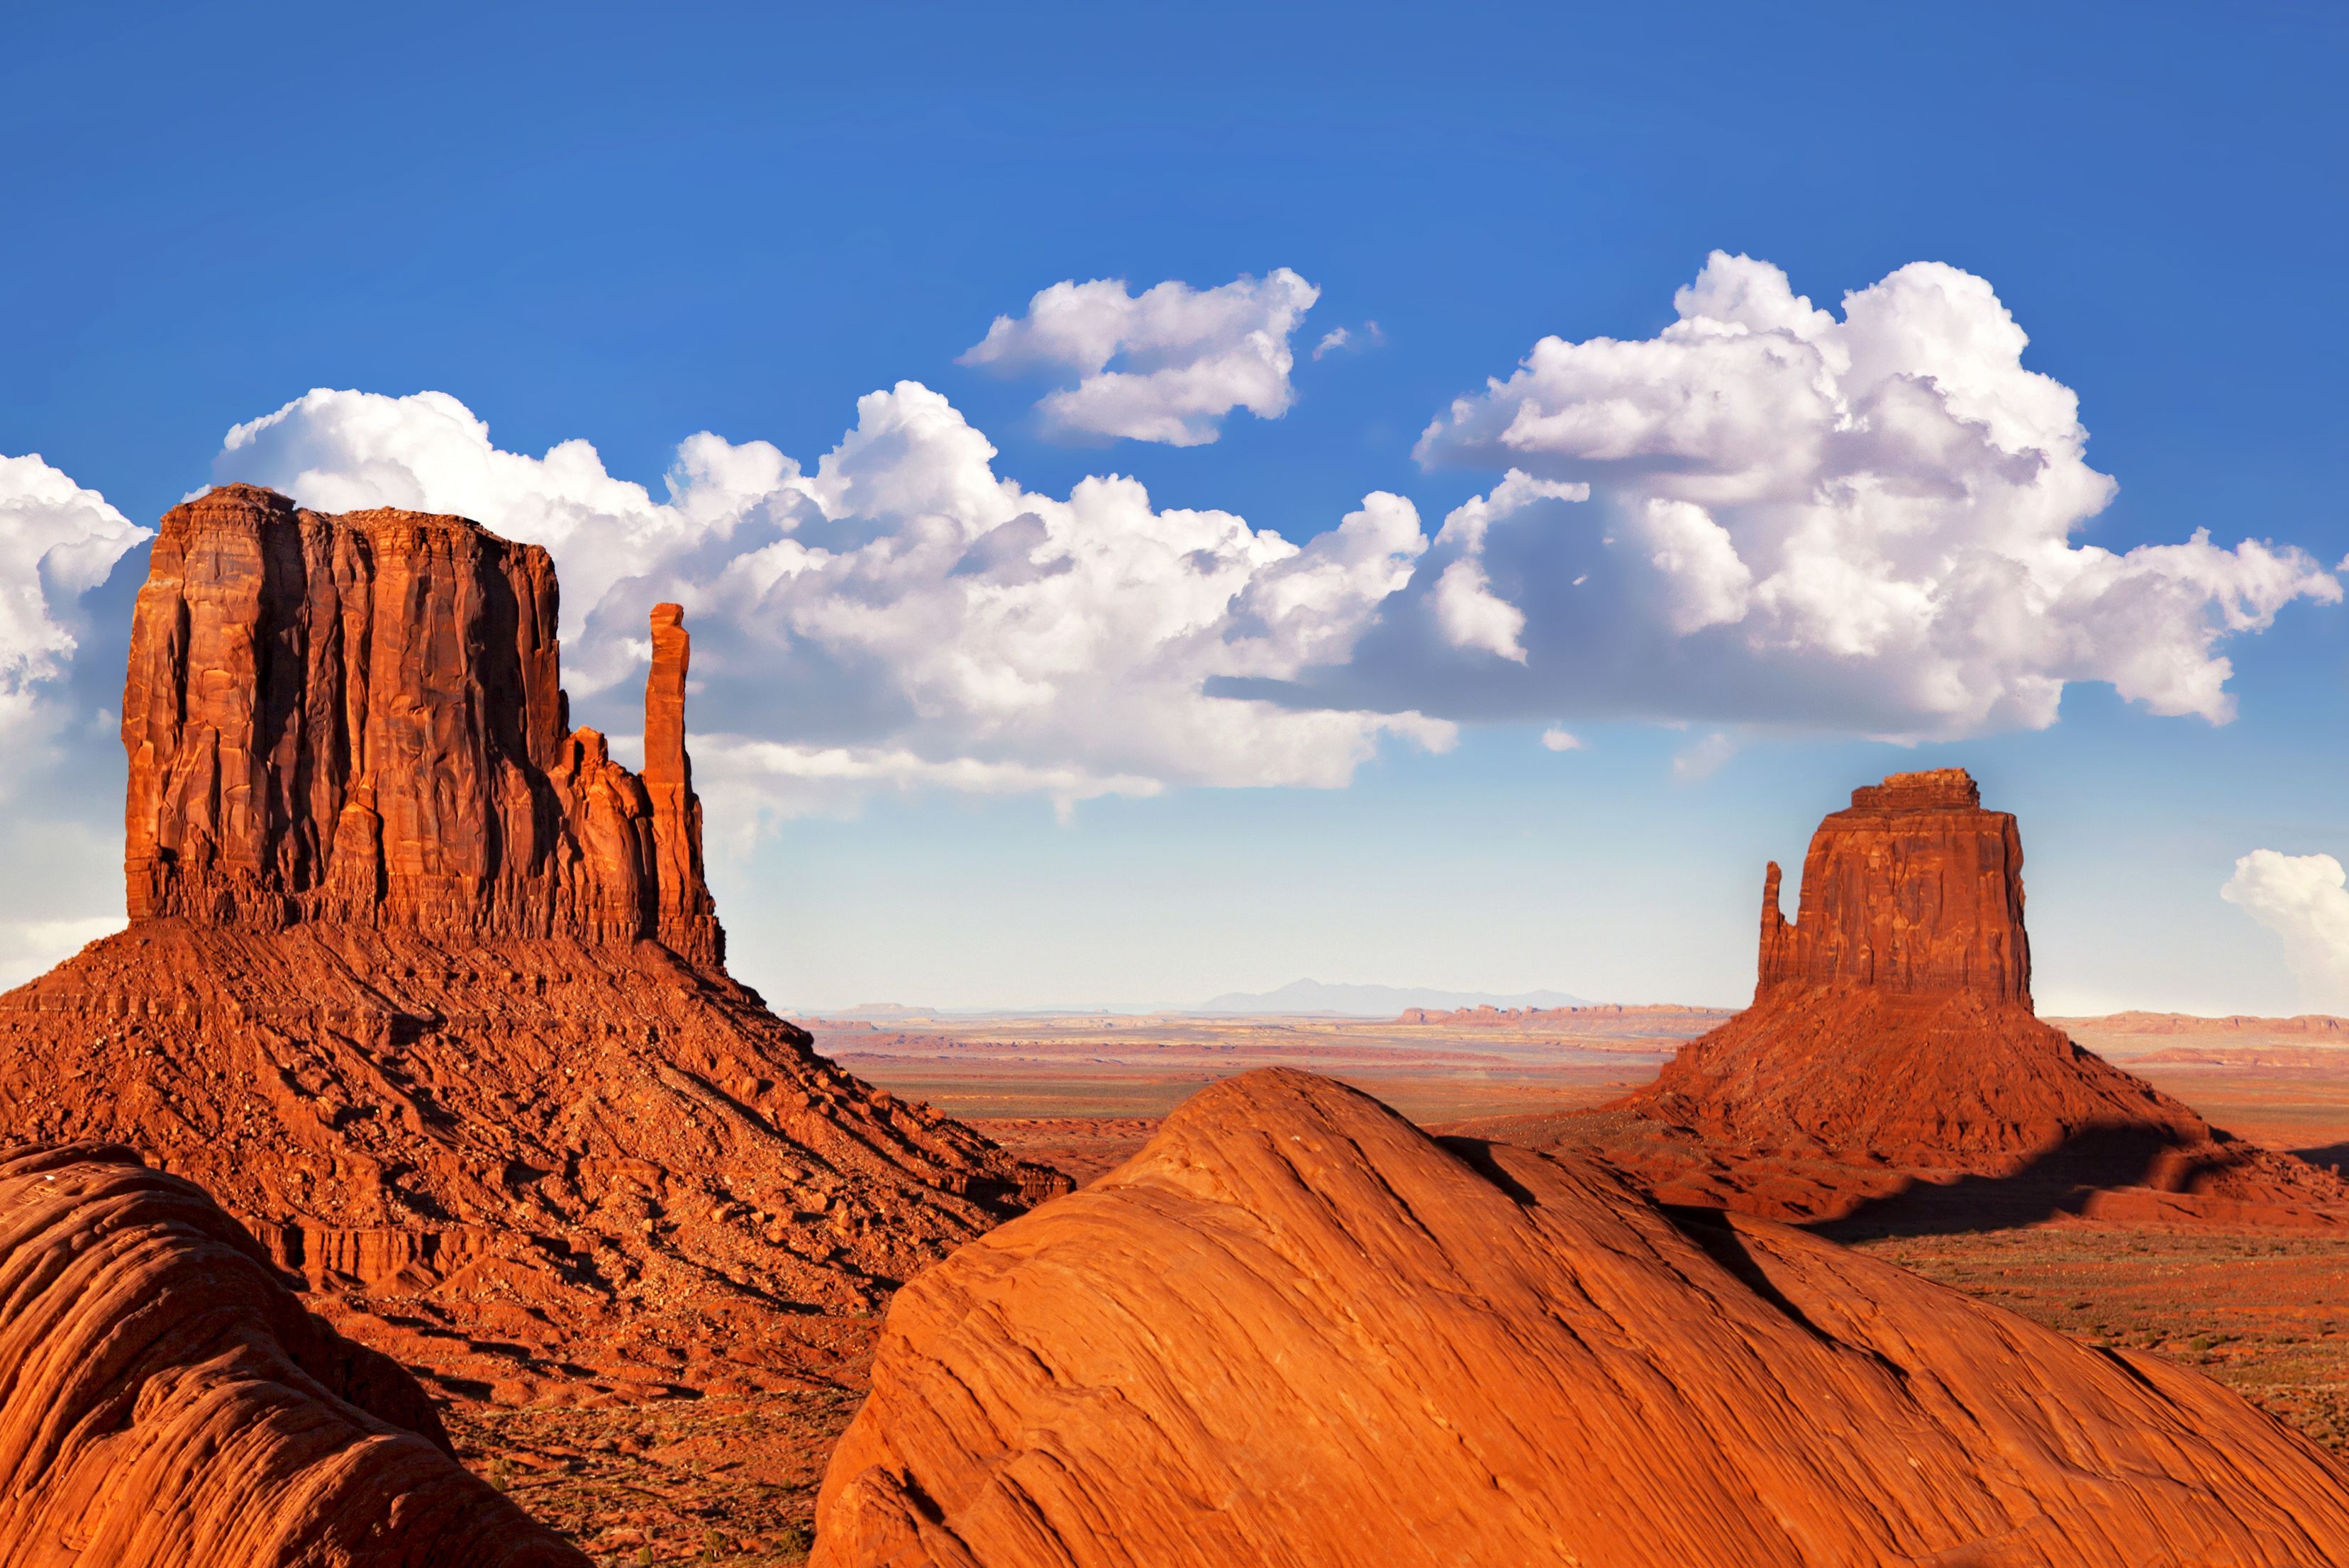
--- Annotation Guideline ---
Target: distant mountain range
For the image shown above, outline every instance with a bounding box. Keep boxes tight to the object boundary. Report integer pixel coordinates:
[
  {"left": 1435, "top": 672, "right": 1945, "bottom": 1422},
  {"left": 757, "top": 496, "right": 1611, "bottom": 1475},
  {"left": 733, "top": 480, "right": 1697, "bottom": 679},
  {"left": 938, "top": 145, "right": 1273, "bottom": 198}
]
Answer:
[{"left": 1189, "top": 980, "right": 1592, "bottom": 1016}]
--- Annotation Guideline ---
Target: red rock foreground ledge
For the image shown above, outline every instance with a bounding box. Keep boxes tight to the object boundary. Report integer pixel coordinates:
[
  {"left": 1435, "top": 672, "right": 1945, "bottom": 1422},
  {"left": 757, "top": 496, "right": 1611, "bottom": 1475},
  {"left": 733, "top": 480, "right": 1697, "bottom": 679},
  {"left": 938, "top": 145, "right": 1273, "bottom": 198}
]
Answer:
[
  {"left": 0, "top": 1142, "right": 582, "bottom": 1568},
  {"left": 814, "top": 1069, "right": 2349, "bottom": 1568}
]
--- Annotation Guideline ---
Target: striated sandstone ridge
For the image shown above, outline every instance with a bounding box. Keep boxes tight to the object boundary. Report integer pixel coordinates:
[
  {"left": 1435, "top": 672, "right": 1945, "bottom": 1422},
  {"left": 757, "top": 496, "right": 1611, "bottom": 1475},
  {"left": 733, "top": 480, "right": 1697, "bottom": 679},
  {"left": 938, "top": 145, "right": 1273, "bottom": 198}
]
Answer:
[
  {"left": 814, "top": 1069, "right": 2349, "bottom": 1568},
  {"left": 1594, "top": 768, "right": 2345, "bottom": 1223},
  {"left": 0, "top": 1141, "right": 582, "bottom": 1568},
  {"left": 1, "top": 485, "right": 1065, "bottom": 1403}
]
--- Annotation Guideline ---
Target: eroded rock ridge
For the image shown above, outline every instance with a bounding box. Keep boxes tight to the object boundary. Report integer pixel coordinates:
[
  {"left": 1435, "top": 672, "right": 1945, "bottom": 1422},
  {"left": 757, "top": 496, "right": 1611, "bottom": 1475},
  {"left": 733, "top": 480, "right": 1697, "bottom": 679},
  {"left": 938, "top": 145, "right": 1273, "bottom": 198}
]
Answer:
[
  {"left": 0, "top": 1141, "right": 583, "bottom": 1568},
  {"left": 814, "top": 1070, "right": 2349, "bottom": 1568}
]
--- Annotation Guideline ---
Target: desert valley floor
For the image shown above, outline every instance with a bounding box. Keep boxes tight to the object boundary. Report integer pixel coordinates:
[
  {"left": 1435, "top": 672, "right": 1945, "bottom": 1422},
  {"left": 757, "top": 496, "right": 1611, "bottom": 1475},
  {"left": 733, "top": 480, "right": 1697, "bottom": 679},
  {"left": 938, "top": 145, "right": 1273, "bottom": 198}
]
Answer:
[{"left": 452, "top": 1006, "right": 2349, "bottom": 1564}]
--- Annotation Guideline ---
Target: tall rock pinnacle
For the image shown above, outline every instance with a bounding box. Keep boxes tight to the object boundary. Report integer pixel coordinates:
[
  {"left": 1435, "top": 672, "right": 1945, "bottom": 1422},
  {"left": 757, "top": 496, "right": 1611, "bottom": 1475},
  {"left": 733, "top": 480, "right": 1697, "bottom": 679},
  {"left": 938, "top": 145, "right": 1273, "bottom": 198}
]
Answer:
[
  {"left": 642, "top": 601, "right": 721, "bottom": 967},
  {"left": 121, "top": 484, "right": 721, "bottom": 966}
]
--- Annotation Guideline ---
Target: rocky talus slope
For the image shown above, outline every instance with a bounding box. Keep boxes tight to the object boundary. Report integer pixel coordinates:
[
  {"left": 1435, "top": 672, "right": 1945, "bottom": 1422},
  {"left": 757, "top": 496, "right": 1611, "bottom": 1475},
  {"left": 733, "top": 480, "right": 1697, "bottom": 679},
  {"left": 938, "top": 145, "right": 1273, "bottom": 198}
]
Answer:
[
  {"left": 0, "top": 1140, "right": 583, "bottom": 1568},
  {"left": 0, "top": 484, "right": 1065, "bottom": 1402},
  {"left": 814, "top": 1069, "right": 2349, "bottom": 1568},
  {"left": 1584, "top": 769, "right": 2346, "bottom": 1224}
]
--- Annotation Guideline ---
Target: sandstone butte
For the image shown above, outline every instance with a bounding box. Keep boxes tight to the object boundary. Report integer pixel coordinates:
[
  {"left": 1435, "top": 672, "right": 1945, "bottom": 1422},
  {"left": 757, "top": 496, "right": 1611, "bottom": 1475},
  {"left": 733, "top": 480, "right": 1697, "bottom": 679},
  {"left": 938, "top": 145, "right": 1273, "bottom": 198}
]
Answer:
[
  {"left": 1581, "top": 767, "right": 2349, "bottom": 1226},
  {"left": 0, "top": 1140, "right": 582, "bottom": 1568},
  {"left": 813, "top": 1067, "right": 2349, "bottom": 1568},
  {"left": 0, "top": 484, "right": 1068, "bottom": 1403}
]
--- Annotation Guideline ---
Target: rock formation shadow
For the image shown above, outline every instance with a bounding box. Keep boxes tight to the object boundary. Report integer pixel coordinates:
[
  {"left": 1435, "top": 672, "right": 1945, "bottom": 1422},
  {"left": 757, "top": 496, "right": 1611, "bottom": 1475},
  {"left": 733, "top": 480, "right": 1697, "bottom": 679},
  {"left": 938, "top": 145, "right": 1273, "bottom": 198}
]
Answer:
[
  {"left": 1811, "top": 1121, "right": 2220, "bottom": 1241},
  {"left": 2292, "top": 1143, "right": 2349, "bottom": 1177}
]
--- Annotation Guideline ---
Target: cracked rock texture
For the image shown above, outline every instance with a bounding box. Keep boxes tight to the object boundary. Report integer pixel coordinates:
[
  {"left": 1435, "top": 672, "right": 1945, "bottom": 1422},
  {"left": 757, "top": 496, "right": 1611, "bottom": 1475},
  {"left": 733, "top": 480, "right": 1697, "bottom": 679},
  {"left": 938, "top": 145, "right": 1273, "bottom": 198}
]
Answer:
[
  {"left": 0, "top": 1140, "right": 584, "bottom": 1568},
  {"left": 1, "top": 485, "right": 1067, "bottom": 1403},
  {"left": 814, "top": 1069, "right": 2349, "bottom": 1568}
]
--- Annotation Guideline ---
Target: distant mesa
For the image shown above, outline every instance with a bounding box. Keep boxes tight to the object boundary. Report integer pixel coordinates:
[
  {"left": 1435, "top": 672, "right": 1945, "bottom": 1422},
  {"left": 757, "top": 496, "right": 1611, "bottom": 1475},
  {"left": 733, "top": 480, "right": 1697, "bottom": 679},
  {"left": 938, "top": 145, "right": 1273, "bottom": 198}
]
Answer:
[
  {"left": 813, "top": 1069, "right": 2349, "bottom": 1568},
  {"left": 1572, "top": 767, "right": 2348, "bottom": 1226},
  {"left": 1193, "top": 979, "right": 1589, "bottom": 1016},
  {"left": 0, "top": 484, "right": 1067, "bottom": 1408},
  {"left": 2053, "top": 1011, "right": 2349, "bottom": 1036},
  {"left": 0, "top": 1140, "right": 582, "bottom": 1568},
  {"left": 1397, "top": 1002, "right": 1733, "bottom": 1027}
]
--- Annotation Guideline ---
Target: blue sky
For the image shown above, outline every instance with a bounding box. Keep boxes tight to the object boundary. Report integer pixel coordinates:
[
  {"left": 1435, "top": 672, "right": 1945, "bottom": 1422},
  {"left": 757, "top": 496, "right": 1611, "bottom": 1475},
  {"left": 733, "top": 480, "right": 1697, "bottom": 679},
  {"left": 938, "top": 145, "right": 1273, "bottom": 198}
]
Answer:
[{"left": 2, "top": 1, "right": 2344, "bottom": 1013}]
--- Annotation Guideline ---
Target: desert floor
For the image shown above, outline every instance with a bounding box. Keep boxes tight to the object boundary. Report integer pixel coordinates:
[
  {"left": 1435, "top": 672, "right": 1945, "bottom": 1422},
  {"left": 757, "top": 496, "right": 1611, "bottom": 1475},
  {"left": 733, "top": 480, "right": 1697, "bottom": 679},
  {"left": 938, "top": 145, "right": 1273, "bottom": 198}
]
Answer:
[{"left": 473, "top": 1011, "right": 2349, "bottom": 1565}]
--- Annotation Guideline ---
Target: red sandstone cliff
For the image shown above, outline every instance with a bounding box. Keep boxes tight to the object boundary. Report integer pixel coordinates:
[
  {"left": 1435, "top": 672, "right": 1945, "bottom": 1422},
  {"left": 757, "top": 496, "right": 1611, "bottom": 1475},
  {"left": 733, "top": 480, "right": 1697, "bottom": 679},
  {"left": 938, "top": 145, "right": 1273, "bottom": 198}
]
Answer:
[
  {"left": 1590, "top": 768, "right": 2343, "bottom": 1223},
  {"left": 0, "top": 1141, "right": 583, "bottom": 1568},
  {"left": 0, "top": 485, "right": 1067, "bottom": 1404},
  {"left": 123, "top": 484, "right": 721, "bottom": 967},
  {"left": 813, "top": 1069, "right": 2349, "bottom": 1568}
]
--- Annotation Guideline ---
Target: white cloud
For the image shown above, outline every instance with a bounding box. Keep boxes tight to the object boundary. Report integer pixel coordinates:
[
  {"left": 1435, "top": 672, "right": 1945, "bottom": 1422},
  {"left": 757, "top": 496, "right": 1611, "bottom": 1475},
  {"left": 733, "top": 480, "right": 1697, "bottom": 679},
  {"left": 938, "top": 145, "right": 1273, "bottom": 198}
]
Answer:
[
  {"left": 218, "top": 391, "right": 801, "bottom": 667},
  {"left": 1539, "top": 726, "right": 1582, "bottom": 752},
  {"left": 1399, "top": 251, "right": 2339, "bottom": 738},
  {"left": 1672, "top": 731, "right": 1736, "bottom": 782},
  {"left": 1312, "top": 321, "right": 1383, "bottom": 361},
  {"left": 2223, "top": 851, "right": 2349, "bottom": 1013},
  {"left": 0, "top": 915, "right": 123, "bottom": 991},
  {"left": 960, "top": 269, "right": 1319, "bottom": 445},
  {"left": 1430, "top": 558, "right": 1527, "bottom": 662},
  {"left": 1638, "top": 498, "right": 1752, "bottom": 633},
  {"left": 215, "top": 383, "right": 1453, "bottom": 817},
  {"left": 0, "top": 453, "right": 150, "bottom": 743}
]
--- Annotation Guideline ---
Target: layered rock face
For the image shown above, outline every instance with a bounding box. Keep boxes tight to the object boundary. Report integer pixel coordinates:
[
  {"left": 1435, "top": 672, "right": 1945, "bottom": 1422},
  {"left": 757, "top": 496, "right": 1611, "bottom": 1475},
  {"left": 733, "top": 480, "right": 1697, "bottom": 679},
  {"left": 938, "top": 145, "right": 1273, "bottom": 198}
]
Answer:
[
  {"left": 1602, "top": 768, "right": 2342, "bottom": 1222},
  {"left": 1, "top": 486, "right": 1065, "bottom": 1401},
  {"left": 815, "top": 1069, "right": 2349, "bottom": 1568},
  {"left": 123, "top": 484, "right": 721, "bottom": 967},
  {"left": 0, "top": 1141, "right": 582, "bottom": 1568},
  {"left": 1755, "top": 768, "right": 2028, "bottom": 1001}
]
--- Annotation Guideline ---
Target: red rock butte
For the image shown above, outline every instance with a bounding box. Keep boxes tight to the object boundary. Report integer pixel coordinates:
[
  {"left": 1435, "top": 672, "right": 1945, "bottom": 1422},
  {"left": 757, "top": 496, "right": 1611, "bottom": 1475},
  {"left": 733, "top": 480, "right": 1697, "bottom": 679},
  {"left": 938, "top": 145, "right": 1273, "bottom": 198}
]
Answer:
[
  {"left": 813, "top": 1069, "right": 2349, "bottom": 1568},
  {"left": 123, "top": 484, "right": 720, "bottom": 967},
  {"left": 0, "top": 484, "right": 1067, "bottom": 1403},
  {"left": 1584, "top": 768, "right": 2345, "bottom": 1225}
]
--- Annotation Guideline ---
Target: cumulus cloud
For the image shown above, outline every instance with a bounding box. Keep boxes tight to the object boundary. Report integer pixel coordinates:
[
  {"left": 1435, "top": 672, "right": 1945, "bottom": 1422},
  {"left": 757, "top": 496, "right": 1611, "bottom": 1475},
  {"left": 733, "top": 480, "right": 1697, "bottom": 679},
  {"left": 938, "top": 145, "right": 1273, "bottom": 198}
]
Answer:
[
  {"left": 1672, "top": 731, "right": 1736, "bottom": 782},
  {"left": 1312, "top": 321, "right": 1383, "bottom": 360},
  {"left": 216, "top": 383, "right": 1453, "bottom": 816},
  {"left": 960, "top": 269, "right": 1319, "bottom": 445},
  {"left": 1372, "top": 250, "right": 2339, "bottom": 738},
  {"left": 0, "top": 453, "right": 150, "bottom": 738},
  {"left": 2223, "top": 851, "right": 2349, "bottom": 1013},
  {"left": 1539, "top": 726, "right": 1582, "bottom": 752},
  {"left": 0, "top": 915, "right": 123, "bottom": 991}
]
